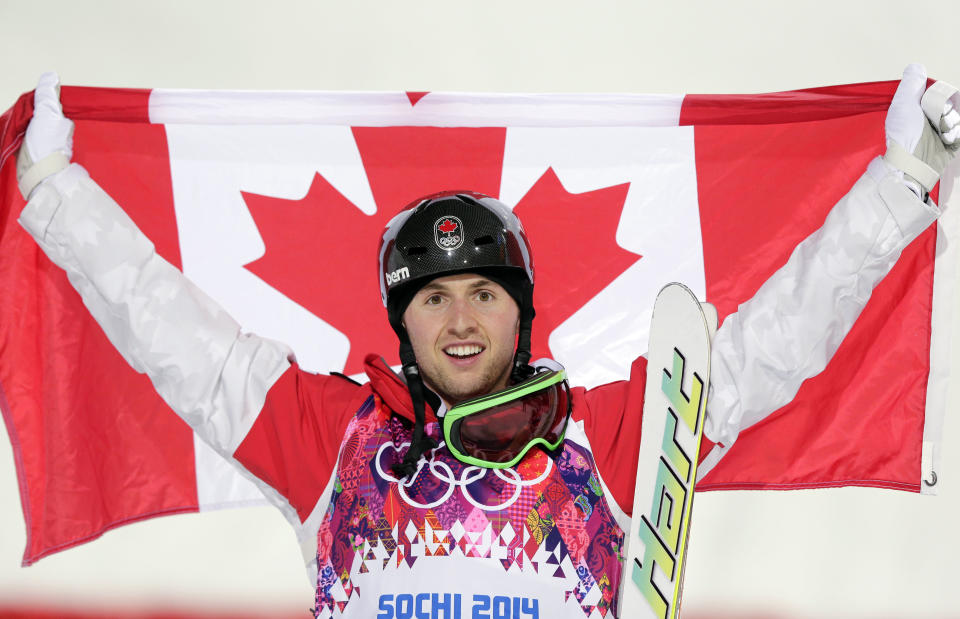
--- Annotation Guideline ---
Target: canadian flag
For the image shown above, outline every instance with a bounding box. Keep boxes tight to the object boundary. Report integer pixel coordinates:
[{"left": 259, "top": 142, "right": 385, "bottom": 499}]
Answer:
[{"left": 0, "top": 81, "right": 954, "bottom": 567}]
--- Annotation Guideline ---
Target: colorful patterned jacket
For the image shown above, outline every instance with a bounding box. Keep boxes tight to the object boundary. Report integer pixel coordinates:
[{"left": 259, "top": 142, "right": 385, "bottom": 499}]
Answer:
[{"left": 249, "top": 353, "right": 647, "bottom": 617}]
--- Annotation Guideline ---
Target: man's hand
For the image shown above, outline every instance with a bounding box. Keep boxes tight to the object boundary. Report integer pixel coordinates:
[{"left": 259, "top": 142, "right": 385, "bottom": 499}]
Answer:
[
  {"left": 882, "top": 63, "right": 960, "bottom": 198},
  {"left": 16, "top": 72, "right": 74, "bottom": 199}
]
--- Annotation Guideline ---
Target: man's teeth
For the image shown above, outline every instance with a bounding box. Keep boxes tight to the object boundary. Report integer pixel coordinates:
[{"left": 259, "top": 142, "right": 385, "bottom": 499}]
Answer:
[{"left": 445, "top": 344, "right": 484, "bottom": 358}]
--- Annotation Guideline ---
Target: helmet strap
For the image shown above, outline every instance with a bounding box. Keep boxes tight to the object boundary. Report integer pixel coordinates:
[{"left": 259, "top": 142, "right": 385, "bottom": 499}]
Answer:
[
  {"left": 511, "top": 294, "right": 536, "bottom": 383},
  {"left": 392, "top": 337, "right": 438, "bottom": 479}
]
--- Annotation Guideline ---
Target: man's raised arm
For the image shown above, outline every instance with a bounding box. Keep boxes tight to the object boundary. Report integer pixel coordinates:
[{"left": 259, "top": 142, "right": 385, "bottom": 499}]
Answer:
[
  {"left": 15, "top": 73, "right": 295, "bottom": 474},
  {"left": 703, "top": 64, "right": 959, "bottom": 467}
]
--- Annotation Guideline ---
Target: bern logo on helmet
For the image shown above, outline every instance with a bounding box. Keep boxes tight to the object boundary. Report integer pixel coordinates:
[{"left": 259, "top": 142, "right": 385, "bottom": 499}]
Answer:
[
  {"left": 434, "top": 216, "right": 464, "bottom": 250},
  {"left": 385, "top": 266, "right": 410, "bottom": 286}
]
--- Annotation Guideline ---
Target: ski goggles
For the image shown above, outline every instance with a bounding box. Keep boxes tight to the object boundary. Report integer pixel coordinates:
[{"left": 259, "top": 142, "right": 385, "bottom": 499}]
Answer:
[{"left": 442, "top": 367, "right": 572, "bottom": 469}]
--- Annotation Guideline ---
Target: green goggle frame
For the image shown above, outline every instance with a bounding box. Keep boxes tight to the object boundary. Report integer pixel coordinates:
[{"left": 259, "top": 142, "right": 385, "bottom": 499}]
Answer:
[{"left": 442, "top": 368, "right": 571, "bottom": 469}]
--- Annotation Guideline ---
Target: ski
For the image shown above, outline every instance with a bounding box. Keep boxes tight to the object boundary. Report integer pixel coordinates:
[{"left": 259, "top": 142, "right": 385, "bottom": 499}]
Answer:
[{"left": 620, "top": 283, "right": 716, "bottom": 619}]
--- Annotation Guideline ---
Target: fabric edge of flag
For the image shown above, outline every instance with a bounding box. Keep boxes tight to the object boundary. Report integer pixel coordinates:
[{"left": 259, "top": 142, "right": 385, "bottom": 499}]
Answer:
[
  {"left": 1, "top": 359, "right": 209, "bottom": 567},
  {"left": 697, "top": 479, "right": 920, "bottom": 493},
  {"left": 0, "top": 91, "right": 32, "bottom": 174},
  {"left": 20, "top": 504, "right": 202, "bottom": 567},
  {"left": 32, "top": 496, "right": 276, "bottom": 561},
  {"left": 147, "top": 89, "right": 684, "bottom": 127},
  {"left": 196, "top": 497, "right": 272, "bottom": 513},
  {"left": 0, "top": 378, "right": 37, "bottom": 567},
  {"left": 15, "top": 78, "right": 915, "bottom": 132},
  {"left": 922, "top": 162, "right": 960, "bottom": 496},
  {"left": 0, "top": 91, "right": 33, "bottom": 566}
]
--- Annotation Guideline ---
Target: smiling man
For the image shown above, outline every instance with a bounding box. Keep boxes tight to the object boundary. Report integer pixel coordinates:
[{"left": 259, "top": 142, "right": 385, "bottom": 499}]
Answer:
[
  {"left": 377, "top": 191, "right": 542, "bottom": 476},
  {"left": 404, "top": 274, "right": 519, "bottom": 401},
  {"left": 13, "top": 67, "right": 960, "bottom": 617}
]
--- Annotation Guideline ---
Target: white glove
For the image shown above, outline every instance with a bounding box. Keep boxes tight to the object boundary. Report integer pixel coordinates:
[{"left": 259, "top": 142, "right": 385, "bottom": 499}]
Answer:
[
  {"left": 880, "top": 63, "right": 960, "bottom": 198},
  {"left": 16, "top": 72, "right": 74, "bottom": 199}
]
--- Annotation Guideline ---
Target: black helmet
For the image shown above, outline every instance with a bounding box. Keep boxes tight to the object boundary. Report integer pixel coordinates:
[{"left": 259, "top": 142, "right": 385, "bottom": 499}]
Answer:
[{"left": 377, "top": 190, "right": 538, "bottom": 477}]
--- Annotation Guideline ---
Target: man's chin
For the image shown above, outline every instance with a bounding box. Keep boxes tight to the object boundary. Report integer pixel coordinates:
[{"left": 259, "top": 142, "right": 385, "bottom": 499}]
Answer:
[
  {"left": 422, "top": 360, "right": 513, "bottom": 406},
  {"left": 427, "top": 375, "right": 497, "bottom": 407},
  {"left": 438, "top": 383, "right": 488, "bottom": 406}
]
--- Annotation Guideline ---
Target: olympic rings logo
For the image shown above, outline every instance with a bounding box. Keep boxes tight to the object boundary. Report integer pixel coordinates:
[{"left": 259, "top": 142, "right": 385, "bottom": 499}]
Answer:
[
  {"left": 437, "top": 234, "right": 461, "bottom": 248},
  {"left": 374, "top": 440, "right": 553, "bottom": 511}
]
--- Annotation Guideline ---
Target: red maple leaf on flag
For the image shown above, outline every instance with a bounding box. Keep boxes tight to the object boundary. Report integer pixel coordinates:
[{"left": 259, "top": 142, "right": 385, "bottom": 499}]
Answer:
[
  {"left": 513, "top": 168, "right": 640, "bottom": 359},
  {"left": 242, "top": 127, "right": 641, "bottom": 375}
]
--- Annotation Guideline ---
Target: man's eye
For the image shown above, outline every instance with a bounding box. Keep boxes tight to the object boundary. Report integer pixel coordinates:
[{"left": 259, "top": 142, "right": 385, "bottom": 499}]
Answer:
[
  {"left": 426, "top": 294, "right": 443, "bottom": 305},
  {"left": 477, "top": 290, "right": 493, "bottom": 302}
]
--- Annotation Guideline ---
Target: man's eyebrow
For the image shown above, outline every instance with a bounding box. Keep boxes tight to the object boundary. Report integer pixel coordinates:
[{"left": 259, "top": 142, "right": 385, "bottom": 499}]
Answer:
[
  {"left": 418, "top": 281, "right": 447, "bottom": 293},
  {"left": 418, "top": 279, "right": 494, "bottom": 293}
]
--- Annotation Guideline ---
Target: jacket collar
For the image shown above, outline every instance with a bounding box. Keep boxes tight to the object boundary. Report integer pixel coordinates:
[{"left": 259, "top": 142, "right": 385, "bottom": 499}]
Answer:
[{"left": 364, "top": 354, "right": 442, "bottom": 424}]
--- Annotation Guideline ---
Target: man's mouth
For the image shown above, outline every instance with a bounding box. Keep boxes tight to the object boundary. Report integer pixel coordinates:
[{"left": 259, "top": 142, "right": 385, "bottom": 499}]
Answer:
[{"left": 444, "top": 344, "right": 485, "bottom": 359}]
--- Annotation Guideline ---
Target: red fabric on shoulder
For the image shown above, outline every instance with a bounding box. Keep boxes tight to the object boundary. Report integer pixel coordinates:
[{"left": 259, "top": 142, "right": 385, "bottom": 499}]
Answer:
[
  {"left": 364, "top": 354, "right": 440, "bottom": 423},
  {"left": 233, "top": 364, "right": 369, "bottom": 522},
  {"left": 575, "top": 355, "right": 647, "bottom": 517}
]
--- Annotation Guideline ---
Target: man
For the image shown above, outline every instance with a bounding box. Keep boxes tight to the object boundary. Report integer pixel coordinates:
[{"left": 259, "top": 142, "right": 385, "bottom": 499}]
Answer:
[{"left": 13, "top": 66, "right": 958, "bottom": 617}]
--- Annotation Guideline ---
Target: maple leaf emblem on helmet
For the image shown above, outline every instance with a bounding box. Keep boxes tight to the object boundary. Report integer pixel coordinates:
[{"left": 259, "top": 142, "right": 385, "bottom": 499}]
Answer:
[
  {"left": 434, "top": 216, "right": 464, "bottom": 250},
  {"left": 438, "top": 219, "right": 458, "bottom": 233}
]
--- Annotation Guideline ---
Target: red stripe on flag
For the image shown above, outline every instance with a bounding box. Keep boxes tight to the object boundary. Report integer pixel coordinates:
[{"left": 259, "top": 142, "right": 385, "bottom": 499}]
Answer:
[
  {"left": 693, "top": 110, "right": 932, "bottom": 492},
  {"left": 680, "top": 80, "right": 899, "bottom": 126},
  {"left": 0, "top": 89, "right": 198, "bottom": 565},
  {"left": 61, "top": 85, "right": 153, "bottom": 123}
]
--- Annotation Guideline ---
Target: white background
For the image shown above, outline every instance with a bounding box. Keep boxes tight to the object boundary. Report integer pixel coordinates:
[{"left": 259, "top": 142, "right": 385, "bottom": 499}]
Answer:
[{"left": 2, "top": 2, "right": 960, "bottom": 617}]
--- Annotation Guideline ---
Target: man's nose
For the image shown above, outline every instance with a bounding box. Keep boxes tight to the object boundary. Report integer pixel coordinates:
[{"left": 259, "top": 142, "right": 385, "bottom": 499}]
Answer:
[{"left": 446, "top": 298, "right": 479, "bottom": 336}]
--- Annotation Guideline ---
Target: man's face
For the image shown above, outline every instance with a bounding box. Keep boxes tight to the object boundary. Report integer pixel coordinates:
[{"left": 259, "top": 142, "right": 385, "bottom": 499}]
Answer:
[{"left": 402, "top": 273, "right": 520, "bottom": 406}]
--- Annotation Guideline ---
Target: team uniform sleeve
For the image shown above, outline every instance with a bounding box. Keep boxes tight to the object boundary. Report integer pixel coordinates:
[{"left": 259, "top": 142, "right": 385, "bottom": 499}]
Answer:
[
  {"left": 235, "top": 364, "right": 368, "bottom": 522},
  {"left": 701, "top": 158, "right": 941, "bottom": 470},
  {"left": 573, "top": 354, "right": 648, "bottom": 518},
  {"left": 17, "top": 163, "right": 357, "bottom": 519}
]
